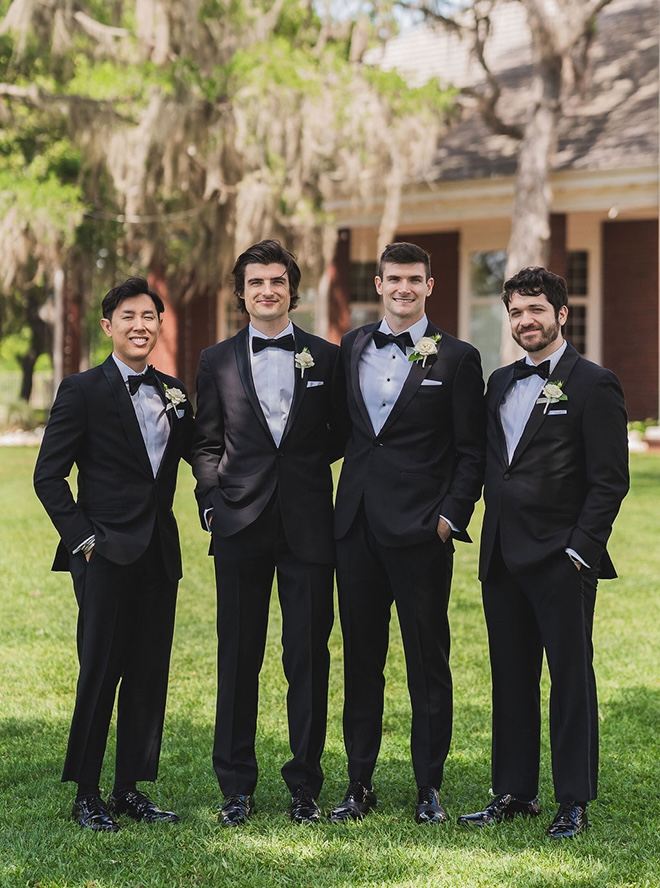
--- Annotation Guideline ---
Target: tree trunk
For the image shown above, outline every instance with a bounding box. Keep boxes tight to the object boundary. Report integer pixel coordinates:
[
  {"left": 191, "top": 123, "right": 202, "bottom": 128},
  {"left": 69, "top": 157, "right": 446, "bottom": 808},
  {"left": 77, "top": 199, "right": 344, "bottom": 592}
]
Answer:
[{"left": 501, "top": 45, "right": 563, "bottom": 364}]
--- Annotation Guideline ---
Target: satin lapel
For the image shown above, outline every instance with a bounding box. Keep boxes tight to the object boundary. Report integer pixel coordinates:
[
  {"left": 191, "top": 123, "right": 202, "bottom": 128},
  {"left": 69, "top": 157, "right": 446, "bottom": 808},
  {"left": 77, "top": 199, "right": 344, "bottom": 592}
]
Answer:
[
  {"left": 281, "top": 325, "right": 308, "bottom": 444},
  {"left": 102, "top": 356, "right": 152, "bottom": 476},
  {"left": 379, "top": 323, "right": 440, "bottom": 435},
  {"left": 153, "top": 371, "right": 178, "bottom": 473},
  {"left": 492, "top": 366, "right": 515, "bottom": 466},
  {"left": 350, "top": 325, "right": 378, "bottom": 433},
  {"left": 509, "top": 343, "right": 580, "bottom": 468},
  {"left": 234, "top": 326, "right": 272, "bottom": 440}
]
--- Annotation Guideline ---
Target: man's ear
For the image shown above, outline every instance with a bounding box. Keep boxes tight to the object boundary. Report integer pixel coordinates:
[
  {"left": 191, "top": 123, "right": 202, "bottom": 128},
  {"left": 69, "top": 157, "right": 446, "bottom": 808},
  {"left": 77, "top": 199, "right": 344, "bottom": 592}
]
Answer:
[{"left": 100, "top": 317, "right": 112, "bottom": 339}]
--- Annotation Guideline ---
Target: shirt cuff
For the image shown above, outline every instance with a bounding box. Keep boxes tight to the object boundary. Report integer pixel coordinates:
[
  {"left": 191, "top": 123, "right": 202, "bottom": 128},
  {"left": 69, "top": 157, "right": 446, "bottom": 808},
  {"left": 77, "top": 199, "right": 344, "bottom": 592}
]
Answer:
[
  {"left": 566, "top": 547, "right": 590, "bottom": 569},
  {"left": 439, "top": 515, "right": 459, "bottom": 533},
  {"left": 73, "top": 535, "right": 95, "bottom": 555}
]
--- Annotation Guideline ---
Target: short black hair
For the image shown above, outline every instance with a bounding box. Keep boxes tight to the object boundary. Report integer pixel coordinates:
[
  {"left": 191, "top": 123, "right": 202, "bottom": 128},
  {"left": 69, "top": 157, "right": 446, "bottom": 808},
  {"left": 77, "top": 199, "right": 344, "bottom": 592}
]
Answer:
[
  {"left": 378, "top": 242, "right": 432, "bottom": 280},
  {"left": 502, "top": 266, "right": 568, "bottom": 319},
  {"left": 232, "top": 239, "right": 301, "bottom": 313},
  {"left": 102, "top": 277, "right": 164, "bottom": 319}
]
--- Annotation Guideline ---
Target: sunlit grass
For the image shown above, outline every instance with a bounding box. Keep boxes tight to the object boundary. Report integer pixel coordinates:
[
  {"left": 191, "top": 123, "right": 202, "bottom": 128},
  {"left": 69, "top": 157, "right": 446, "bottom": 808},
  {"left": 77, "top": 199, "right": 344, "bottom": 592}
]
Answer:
[{"left": 0, "top": 448, "right": 658, "bottom": 887}]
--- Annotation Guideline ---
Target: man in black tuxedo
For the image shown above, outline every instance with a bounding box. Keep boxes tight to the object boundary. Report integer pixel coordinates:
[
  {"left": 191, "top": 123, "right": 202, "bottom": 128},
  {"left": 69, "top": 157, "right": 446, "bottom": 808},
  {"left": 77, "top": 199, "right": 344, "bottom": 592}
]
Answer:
[
  {"left": 34, "top": 278, "right": 194, "bottom": 831},
  {"left": 329, "top": 241, "right": 486, "bottom": 824},
  {"left": 192, "top": 240, "right": 338, "bottom": 825},
  {"left": 458, "top": 266, "right": 629, "bottom": 838}
]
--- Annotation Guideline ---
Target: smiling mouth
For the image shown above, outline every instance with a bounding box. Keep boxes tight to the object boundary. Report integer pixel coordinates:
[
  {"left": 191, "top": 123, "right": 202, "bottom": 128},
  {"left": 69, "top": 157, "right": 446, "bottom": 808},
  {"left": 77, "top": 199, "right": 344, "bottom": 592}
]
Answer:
[{"left": 130, "top": 337, "right": 149, "bottom": 346}]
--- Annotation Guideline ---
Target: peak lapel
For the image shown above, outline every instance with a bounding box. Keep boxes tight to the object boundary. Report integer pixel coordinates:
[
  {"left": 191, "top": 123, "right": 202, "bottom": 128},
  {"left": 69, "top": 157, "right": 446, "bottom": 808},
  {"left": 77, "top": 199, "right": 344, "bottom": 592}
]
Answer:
[
  {"left": 380, "top": 324, "right": 441, "bottom": 435},
  {"left": 350, "top": 325, "right": 378, "bottom": 433},
  {"left": 509, "top": 343, "right": 580, "bottom": 467},
  {"left": 280, "top": 325, "right": 308, "bottom": 445},
  {"left": 102, "top": 356, "right": 153, "bottom": 477},
  {"left": 234, "top": 326, "right": 273, "bottom": 441}
]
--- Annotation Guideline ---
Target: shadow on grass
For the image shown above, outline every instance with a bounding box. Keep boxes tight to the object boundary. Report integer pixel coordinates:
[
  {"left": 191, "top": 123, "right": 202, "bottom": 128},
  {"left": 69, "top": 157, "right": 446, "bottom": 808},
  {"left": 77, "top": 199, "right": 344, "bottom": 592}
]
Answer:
[{"left": 1, "top": 690, "right": 658, "bottom": 888}]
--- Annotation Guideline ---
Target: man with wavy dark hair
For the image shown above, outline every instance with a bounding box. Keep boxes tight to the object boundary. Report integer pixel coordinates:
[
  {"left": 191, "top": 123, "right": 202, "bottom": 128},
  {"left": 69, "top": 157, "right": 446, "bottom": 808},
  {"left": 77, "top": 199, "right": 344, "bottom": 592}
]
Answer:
[
  {"left": 34, "top": 277, "right": 193, "bottom": 831},
  {"left": 192, "top": 240, "right": 339, "bottom": 826}
]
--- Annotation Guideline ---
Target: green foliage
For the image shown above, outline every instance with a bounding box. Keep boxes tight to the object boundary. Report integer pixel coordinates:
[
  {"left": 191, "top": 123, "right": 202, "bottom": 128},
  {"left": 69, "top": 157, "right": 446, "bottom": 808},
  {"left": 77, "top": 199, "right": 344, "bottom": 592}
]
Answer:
[
  {"left": 363, "top": 65, "right": 457, "bottom": 117},
  {"left": 0, "top": 451, "right": 658, "bottom": 886}
]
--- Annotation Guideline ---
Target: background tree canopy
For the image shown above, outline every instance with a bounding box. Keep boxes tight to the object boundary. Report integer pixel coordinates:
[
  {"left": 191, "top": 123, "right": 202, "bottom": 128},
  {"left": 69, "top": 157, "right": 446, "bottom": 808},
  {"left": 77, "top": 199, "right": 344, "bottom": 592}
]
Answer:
[{"left": 0, "top": 0, "right": 452, "bottom": 392}]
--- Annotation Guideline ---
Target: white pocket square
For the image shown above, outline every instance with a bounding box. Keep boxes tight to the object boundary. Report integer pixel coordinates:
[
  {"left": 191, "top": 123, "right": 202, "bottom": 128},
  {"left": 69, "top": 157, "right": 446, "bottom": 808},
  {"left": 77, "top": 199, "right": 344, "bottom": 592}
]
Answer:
[
  {"left": 306, "top": 380, "right": 324, "bottom": 387},
  {"left": 420, "top": 379, "right": 443, "bottom": 386}
]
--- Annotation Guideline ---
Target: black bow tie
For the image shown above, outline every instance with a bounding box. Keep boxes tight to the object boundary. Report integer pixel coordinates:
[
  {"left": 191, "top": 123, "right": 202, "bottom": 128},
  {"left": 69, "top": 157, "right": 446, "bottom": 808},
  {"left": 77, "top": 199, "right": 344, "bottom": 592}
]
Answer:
[
  {"left": 127, "top": 366, "right": 159, "bottom": 395},
  {"left": 372, "top": 330, "right": 414, "bottom": 354},
  {"left": 252, "top": 334, "right": 295, "bottom": 354},
  {"left": 512, "top": 359, "right": 551, "bottom": 381}
]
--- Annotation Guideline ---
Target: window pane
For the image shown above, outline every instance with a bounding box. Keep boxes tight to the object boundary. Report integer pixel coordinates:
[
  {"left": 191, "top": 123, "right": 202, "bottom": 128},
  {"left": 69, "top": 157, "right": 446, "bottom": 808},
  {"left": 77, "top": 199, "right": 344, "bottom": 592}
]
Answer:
[
  {"left": 470, "top": 302, "right": 504, "bottom": 380},
  {"left": 469, "top": 250, "right": 507, "bottom": 378},
  {"left": 565, "top": 304, "right": 587, "bottom": 355},
  {"left": 350, "top": 262, "right": 379, "bottom": 303},
  {"left": 567, "top": 251, "right": 588, "bottom": 296},
  {"left": 471, "top": 250, "right": 507, "bottom": 298}
]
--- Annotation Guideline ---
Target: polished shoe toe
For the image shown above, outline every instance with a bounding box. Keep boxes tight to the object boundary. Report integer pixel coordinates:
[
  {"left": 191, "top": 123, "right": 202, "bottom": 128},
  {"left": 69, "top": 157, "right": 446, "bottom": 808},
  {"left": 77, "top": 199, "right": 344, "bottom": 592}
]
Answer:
[
  {"left": 329, "top": 781, "right": 376, "bottom": 823},
  {"left": 108, "top": 790, "right": 179, "bottom": 823},
  {"left": 290, "top": 788, "right": 321, "bottom": 824},
  {"left": 219, "top": 794, "right": 253, "bottom": 826},
  {"left": 547, "top": 802, "right": 588, "bottom": 838},
  {"left": 457, "top": 793, "right": 541, "bottom": 827},
  {"left": 73, "top": 795, "right": 120, "bottom": 832},
  {"left": 415, "top": 786, "right": 447, "bottom": 824}
]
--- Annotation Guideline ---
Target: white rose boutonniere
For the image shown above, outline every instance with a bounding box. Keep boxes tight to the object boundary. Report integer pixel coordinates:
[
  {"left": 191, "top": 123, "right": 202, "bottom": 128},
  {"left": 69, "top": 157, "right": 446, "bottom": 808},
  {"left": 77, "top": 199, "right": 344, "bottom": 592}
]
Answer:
[
  {"left": 294, "top": 347, "right": 315, "bottom": 378},
  {"left": 409, "top": 333, "right": 441, "bottom": 367},
  {"left": 164, "top": 385, "right": 187, "bottom": 411},
  {"left": 536, "top": 380, "right": 568, "bottom": 414}
]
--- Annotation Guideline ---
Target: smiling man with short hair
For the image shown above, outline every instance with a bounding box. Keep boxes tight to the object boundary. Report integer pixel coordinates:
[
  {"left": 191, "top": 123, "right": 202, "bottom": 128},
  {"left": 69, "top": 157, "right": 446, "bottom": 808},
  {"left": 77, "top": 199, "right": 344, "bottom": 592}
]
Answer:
[
  {"left": 34, "top": 277, "right": 193, "bottom": 831},
  {"left": 330, "top": 241, "right": 486, "bottom": 824}
]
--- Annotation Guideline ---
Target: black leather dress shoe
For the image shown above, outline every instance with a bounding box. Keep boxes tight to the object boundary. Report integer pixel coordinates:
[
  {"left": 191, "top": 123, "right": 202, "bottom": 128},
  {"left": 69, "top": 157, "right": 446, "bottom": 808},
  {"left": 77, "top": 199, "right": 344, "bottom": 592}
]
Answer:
[
  {"left": 415, "top": 786, "right": 448, "bottom": 824},
  {"left": 547, "top": 802, "right": 588, "bottom": 838},
  {"left": 219, "top": 794, "right": 253, "bottom": 826},
  {"left": 457, "top": 793, "right": 541, "bottom": 827},
  {"left": 329, "top": 781, "right": 376, "bottom": 823},
  {"left": 107, "top": 790, "right": 179, "bottom": 823},
  {"left": 72, "top": 795, "right": 120, "bottom": 832},
  {"left": 289, "top": 788, "right": 321, "bottom": 824}
]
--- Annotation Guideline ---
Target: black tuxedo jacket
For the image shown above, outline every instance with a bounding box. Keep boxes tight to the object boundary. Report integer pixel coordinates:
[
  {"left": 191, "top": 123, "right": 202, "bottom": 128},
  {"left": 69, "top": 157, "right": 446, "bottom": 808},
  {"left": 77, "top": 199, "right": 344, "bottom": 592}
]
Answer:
[
  {"left": 191, "top": 325, "right": 339, "bottom": 564},
  {"left": 333, "top": 322, "right": 486, "bottom": 547},
  {"left": 34, "top": 355, "right": 194, "bottom": 582},
  {"left": 479, "top": 342, "right": 629, "bottom": 580}
]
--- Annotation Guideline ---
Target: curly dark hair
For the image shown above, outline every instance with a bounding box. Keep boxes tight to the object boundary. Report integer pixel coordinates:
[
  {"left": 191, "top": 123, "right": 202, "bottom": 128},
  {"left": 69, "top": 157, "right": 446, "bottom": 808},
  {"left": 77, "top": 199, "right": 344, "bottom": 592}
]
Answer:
[{"left": 502, "top": 266, "right": 568, "bottom": 319}]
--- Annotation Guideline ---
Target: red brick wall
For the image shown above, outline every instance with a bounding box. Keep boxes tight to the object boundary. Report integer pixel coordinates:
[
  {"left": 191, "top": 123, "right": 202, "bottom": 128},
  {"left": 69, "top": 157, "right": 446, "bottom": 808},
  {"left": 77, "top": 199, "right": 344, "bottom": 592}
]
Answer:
[
  {"left": 328, "top": 229, "right": 352, "bottom": 343},
  {"left": 176, "top": 289, "right": 218, "bottom": 398},
  {"left": 602, "top": 220, "right": 658, "bottom": 421}
]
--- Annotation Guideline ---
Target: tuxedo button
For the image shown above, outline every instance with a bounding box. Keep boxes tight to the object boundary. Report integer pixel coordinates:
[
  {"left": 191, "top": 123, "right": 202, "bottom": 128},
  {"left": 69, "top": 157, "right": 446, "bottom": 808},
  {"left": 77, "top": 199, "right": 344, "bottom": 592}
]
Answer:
[
  {"left": 503, "top": 473, "right": 511, "bottom": 480},
  {"left": 373, "top": 440, "right": 383, "bottom": 447}
]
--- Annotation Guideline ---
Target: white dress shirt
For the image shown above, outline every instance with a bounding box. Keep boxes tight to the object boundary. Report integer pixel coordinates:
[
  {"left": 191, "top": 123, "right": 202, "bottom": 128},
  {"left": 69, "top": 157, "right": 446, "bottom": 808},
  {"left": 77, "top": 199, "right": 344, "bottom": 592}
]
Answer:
[
  {"left": 249, "top": 321, "right": 295, "bottom": 447},
  {"left": 499, "top": 340, "right": 567, "bottom": 464},
  {"left": 359, "top": 315, "right": 428, "bottom": 435},
  {"left": 114, "top": 354, "right": 170, "bottom": 476}
]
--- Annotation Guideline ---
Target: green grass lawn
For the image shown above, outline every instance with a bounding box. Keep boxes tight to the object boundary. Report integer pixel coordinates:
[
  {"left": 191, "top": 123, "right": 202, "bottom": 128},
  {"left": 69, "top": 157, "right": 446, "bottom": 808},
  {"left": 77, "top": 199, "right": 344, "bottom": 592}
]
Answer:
[{"left": 0, "top": 448, "right": 658, "bottom": 887}]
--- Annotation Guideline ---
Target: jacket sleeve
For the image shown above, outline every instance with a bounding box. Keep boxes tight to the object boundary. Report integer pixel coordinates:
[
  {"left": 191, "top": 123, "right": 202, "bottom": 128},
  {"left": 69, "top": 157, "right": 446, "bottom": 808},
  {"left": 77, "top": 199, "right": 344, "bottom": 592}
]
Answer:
[
  {"left": 569, "top": 370, "right": 630, "bottom": 566},
  {"left": 33, "top": 376, "right": 95, "bottom": 553},
  {"left": 190, "top": 350, "right": 226, "bottom": 527},
  {"left": 438, "top": 344, "right": 487, "bottom": 536}
]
